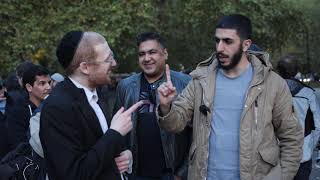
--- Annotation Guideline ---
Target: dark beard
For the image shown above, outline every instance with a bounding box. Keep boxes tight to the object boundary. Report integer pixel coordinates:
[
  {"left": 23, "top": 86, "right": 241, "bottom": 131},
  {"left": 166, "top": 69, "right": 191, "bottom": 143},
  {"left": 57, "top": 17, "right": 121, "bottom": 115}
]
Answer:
[{"left": 217, "top": 45, "right": 243, "bottom": 71}]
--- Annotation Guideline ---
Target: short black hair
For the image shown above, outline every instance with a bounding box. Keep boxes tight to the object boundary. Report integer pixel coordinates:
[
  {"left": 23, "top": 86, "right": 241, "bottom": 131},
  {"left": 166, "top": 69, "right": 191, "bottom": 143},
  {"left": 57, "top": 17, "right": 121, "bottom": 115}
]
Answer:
[
  {"left": 136, "top": 32, "right": 166, "bottom": 48},
  {"left": 216, "top": 14, "right": 252, "bottom": 40},
  {"left": 277, "top": 55, "right": 298, "bottom": 79},
  {"left": 16, "top": 61, "right": 35, "bottom": 78},
  {"left": 22, "top": 65, "right": 50, "bottom": 89}
]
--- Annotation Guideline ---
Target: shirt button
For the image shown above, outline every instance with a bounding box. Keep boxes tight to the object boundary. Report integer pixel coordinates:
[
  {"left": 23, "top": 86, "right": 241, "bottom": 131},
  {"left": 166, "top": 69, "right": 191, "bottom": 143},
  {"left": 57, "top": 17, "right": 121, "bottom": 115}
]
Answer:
[{"left": 244, "top": 105, "right": 248, "bottom": 108}]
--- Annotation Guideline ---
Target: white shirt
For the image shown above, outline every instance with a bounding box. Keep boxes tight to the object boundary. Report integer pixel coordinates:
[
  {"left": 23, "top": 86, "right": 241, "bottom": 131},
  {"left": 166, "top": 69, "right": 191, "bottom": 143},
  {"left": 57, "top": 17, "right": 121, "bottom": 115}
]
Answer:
[{"left": 69, "top": 77, "right": 108, "bottom": 133}]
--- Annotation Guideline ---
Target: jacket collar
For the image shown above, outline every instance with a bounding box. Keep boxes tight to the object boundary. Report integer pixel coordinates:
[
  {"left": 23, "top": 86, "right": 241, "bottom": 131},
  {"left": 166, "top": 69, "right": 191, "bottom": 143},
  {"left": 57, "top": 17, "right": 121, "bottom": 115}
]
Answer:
[
  {"left": 189, "top": 51, "right": 272, "bottom": 109},
  {"left": 191, "top": 51, "right": 271, "bottom": 84},
  {"left": 62, "top": 78, "right": 109, "bottom": 137}
]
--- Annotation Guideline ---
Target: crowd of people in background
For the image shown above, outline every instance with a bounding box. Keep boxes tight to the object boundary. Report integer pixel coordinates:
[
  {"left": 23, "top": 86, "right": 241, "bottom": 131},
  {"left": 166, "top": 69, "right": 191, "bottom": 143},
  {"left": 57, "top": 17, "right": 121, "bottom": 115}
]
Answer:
[{"left": 0, "top": 14, "right": 319, "bottom": 180}]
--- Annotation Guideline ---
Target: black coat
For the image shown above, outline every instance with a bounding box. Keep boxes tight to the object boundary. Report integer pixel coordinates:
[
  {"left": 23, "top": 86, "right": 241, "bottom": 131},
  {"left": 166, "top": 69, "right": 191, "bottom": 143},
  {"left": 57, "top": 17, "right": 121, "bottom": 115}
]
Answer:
[
  {"left": 40, "top": 78, "right": 124, "bottom": 180},
  {"left": 5, "top": 90, "right": 36, "bottom": 151},
  {"left": 0, "top": 110, "right": 8, "bottom": 159}
]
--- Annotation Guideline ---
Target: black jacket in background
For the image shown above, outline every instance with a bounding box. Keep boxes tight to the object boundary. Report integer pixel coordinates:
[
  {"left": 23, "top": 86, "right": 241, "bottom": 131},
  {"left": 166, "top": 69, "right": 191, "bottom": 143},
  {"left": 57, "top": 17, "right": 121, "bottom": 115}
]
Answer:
[
  {"left": 0, "top": 110, "right": 8, "bottom": 159},
  {"left": 5, "top": 90, "right": 36, "bottom": 151},
  {"left": 40, "top": 78, "right": 124, "bottom": 180}
]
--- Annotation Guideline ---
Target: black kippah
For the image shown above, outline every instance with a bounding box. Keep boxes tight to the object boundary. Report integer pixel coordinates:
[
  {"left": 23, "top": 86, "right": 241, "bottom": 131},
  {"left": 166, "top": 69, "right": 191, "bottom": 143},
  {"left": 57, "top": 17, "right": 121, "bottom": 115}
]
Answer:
[{"left": 56, "top": 31, "right": 84, "bottom": 69}]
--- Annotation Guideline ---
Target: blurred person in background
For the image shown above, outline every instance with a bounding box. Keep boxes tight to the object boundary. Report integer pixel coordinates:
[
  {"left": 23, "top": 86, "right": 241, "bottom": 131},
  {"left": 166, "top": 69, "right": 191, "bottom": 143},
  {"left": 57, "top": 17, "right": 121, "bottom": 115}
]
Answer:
[
  {"left": 50, "top": 72, "right": 64, "bottom": 88},
  {"left": 5, "top": 62, "right": 35, "bottom": 151},
  {"left": 277, "top": 55, "right": 320, "bottom": 180},
  {"left": 0, "top": 79, "right": 7, "bottom": 158},
  {"left": 0, "top": 80, "right": 6, "bottom": 115},
  {"left": 7, "top": 64, "right": 51, "bottom": 150}
]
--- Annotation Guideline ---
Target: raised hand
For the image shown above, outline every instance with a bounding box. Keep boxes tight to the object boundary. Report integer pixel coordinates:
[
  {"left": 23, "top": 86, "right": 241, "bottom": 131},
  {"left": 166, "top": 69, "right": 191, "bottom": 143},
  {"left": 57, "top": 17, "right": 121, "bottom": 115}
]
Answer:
[
  {"left": 157, "top": 64, "right": 177, "bottom": 115},
  {"left": 110, "top": 101, "right": 143, "bottom": 136}
]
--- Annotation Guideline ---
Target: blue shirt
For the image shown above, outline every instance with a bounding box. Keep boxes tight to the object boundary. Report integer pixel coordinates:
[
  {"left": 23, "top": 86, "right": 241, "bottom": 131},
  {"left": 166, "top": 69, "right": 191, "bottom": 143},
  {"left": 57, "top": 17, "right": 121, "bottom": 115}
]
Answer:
[
  {"left": 0, "top": 100, "right": 5, "bottom": 114},
  {"left": 207, "top": 64, "right": 253, "bottom": 180}
]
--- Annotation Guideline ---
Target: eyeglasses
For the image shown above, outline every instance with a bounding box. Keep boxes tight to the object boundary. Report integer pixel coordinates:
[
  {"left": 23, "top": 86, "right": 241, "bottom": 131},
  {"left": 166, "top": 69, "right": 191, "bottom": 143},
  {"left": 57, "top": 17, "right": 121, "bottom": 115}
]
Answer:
[
  {"left": 97, "top": 53, "right": 116, "bottom": 64},
  {"left": 88, "top": 52, "right": 116, "bottom": 65}
]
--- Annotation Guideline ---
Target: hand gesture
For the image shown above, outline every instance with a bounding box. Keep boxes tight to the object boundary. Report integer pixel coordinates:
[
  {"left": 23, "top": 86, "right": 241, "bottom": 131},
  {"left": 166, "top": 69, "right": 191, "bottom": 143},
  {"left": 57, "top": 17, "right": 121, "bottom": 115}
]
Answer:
[
  {"left": 115, "top": 150, "right": 132, "bottom": 173},
  {"left": 110, "top": 101, "right": 143, "bottom": 136},
  {"left": 157, "top": 64, "right": 177, "bottom": 115}
]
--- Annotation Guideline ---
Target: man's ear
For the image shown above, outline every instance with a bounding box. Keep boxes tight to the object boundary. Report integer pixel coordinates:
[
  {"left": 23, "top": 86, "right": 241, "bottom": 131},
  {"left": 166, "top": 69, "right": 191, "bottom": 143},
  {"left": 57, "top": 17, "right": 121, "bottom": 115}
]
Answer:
[
  {"left": 164, "top": 48, "right": 168, "bottom": 60},
  {"left": 242, "top": 39, "right": 252, "bottom": 52},
  {"left": 78, "top": 61, "right": 90, "bottom": 75},
  {"left": 25, "top": 83, "right": 33, "bottom": 93}
]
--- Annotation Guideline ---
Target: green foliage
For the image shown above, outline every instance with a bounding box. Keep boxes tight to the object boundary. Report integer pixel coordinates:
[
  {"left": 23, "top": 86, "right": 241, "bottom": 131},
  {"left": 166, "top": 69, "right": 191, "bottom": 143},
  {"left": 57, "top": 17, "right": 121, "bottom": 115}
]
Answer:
[{"left": 0, "top": 0, "right": 314, "bottom": 77}]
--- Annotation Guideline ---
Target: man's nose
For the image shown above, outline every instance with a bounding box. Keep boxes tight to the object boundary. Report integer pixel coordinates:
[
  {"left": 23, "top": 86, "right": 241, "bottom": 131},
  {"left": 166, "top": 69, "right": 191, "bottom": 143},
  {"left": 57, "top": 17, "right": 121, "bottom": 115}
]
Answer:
[
  {"left": 144, "top": 53, "right": 151, "bottom": 61},
  {"left": 111, "top": 58, "right": 117, "bottom": 69},
  {"left": 216, "top": 41, "right": 224, "bottom": 52},
  {"left": 46, "top": 82, "right": 52, "bottom": 91}
]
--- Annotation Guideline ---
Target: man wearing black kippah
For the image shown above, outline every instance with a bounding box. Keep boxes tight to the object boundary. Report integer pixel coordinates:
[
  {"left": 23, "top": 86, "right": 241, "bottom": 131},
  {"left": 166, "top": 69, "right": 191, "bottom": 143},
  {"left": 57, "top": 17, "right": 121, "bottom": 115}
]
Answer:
[{"left": 40, "top": 31, "right": 142, "bottom": 180}]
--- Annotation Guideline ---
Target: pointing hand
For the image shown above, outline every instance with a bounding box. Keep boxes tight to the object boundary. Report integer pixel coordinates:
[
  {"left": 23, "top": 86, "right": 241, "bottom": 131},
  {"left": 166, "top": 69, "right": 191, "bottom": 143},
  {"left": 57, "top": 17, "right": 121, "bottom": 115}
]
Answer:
[
  {"left": 110, "top": 101, "right": 143, "bottom": 136},
  {"left": 157, "top": 64, "right": 177, "bottom": 115}
]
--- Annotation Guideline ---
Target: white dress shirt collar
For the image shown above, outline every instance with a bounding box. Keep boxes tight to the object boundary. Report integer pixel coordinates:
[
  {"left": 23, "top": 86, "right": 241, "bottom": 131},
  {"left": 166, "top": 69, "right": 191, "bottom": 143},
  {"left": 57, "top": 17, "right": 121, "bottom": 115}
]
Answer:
[{"left": 69, "top": 77, "right": 98, "bottom": 103}]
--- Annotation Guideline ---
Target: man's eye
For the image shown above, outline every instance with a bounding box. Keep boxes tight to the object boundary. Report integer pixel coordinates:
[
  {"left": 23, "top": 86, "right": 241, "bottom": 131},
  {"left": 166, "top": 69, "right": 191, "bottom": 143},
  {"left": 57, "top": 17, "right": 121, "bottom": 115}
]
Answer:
[
  {"left": 149, "top": 50, "right": 157, "bottom": 54},
  {"left": 215, "top": 38, "right": 220, "bottom": 43},
  {"left": 224, "top": 39, "right": 233, "bottom": 44},
  {"left": 138, "top": 53, "right": 145, "bottom": 57}
]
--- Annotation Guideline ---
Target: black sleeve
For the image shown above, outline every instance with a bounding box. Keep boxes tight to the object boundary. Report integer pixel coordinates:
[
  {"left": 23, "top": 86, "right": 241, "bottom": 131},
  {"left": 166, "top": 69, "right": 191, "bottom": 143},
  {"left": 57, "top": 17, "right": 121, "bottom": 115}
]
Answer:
[
  {"left": 113, "top": 81, "right": 131, "bottom": 150},
  {"left": 6, "top": 101, "right": 30, "bottom": 150},
  {"left": 40, "top": 103, "right": 125, "bottom": 180}
]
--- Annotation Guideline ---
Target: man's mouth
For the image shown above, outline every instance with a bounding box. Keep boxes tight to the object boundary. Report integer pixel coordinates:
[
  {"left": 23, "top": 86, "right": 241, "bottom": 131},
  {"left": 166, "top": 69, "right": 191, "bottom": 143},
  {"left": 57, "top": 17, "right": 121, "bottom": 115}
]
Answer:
[
  {"left": 218, "top": 53, "right": 228, "bottom": 59},
  {"left": 143, "top": 63, "right": 155, "bottom": 69}
]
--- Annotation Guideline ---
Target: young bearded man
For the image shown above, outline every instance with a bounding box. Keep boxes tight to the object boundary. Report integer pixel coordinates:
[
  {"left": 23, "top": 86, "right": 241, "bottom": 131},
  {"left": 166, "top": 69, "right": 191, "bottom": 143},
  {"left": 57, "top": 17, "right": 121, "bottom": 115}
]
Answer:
[{"left": 157, "top": 14, "right": 303, "bottom": 180}]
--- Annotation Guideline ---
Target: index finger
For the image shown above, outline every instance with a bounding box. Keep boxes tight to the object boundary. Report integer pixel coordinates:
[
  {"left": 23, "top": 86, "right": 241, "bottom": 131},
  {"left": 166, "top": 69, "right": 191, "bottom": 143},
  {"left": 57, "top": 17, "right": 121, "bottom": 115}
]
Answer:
[
  {"left": 166, "top": 64, "right": 172, "bottom": 84},
  {"left": 124, "top": 101, "right": 143, "bottom": 114}
]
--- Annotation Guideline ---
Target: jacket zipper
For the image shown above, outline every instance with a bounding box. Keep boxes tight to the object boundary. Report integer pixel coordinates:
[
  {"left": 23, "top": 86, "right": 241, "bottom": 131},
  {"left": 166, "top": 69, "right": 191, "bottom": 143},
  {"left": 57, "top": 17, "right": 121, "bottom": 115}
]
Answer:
[{"left": 254, "top": 99, "right": 258, "bottom": 130}]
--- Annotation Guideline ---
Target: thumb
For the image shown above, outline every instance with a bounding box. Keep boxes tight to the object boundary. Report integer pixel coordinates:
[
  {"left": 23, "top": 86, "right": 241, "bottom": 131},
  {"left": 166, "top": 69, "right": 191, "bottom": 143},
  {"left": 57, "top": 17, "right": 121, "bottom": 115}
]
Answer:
[{"left": 114, "top": 107, "right": 124, "bottom": 118}]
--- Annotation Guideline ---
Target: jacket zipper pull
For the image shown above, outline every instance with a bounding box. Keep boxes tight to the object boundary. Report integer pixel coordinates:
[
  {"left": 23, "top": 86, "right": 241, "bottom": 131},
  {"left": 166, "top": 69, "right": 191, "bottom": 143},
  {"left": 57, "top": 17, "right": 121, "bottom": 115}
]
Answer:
[{"left": 254, "top": 100, "right": 258, "bottom": 129}]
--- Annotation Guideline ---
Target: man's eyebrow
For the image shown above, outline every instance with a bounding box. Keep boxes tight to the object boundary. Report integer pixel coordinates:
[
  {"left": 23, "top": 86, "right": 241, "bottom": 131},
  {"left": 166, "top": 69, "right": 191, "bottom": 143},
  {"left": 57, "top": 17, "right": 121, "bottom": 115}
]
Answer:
[
  {"left": 139, "top": 49, "right": 157, "bottom": 53},
  {"left": 222, "top": 38, "right": 233, "bottom": 42},
  {"left": 215, "top": 36, "right": 233, "bottom": 41}
]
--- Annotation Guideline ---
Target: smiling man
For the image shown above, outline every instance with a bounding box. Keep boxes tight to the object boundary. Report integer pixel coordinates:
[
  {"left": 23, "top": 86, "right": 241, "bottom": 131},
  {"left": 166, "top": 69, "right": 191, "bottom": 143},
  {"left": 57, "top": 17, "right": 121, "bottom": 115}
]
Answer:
[
  {"left": 157, "top": 14, "right": 303, "bottom": 180},
  {"left": 40, "top": 31, "right": 142, "bottom": 180},
  {"left": 114, "top": 32, "right": 191, "bottom": 180}
]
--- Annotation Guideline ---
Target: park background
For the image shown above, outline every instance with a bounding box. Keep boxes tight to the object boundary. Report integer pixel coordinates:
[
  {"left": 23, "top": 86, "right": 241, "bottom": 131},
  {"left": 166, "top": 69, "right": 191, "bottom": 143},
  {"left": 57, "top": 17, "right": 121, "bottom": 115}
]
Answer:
[{"left": 0, "top": 0, "right": 319, "bottom": 82}]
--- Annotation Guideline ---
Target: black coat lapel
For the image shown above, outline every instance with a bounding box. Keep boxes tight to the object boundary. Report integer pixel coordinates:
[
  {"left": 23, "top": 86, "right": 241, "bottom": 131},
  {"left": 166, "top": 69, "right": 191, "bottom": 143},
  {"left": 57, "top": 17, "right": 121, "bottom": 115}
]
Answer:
[
  {"left": 64, "top": 78, "right": 103, "bottom": 137},
  {"left": 97, "top": 88, "right": 111, "bottom": 127}
]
